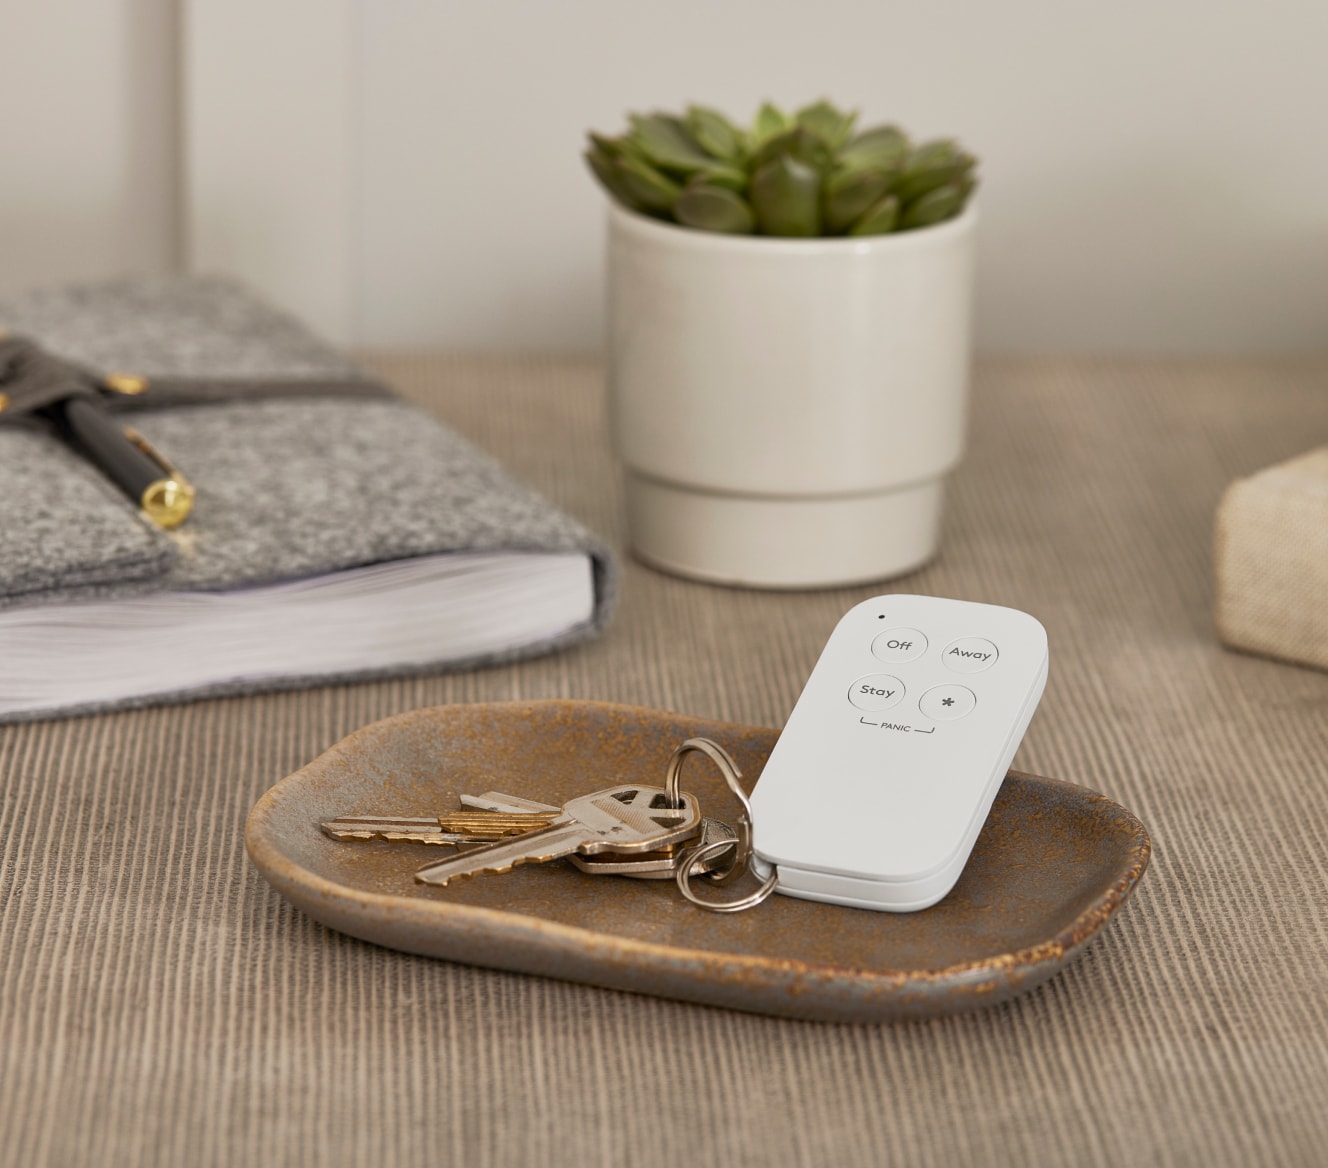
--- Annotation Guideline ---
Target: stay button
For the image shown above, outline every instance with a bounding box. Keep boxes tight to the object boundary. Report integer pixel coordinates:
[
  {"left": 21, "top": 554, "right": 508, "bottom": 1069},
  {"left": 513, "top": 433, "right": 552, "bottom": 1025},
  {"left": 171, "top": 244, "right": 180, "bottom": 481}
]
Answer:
[{"left": 848, "top": 674, "right": 906, "bottom": 712}]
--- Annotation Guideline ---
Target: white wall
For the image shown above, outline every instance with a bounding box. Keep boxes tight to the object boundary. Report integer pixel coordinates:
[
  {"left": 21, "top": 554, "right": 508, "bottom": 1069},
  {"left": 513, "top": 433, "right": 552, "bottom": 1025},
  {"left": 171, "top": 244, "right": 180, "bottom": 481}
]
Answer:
[
  {"left": 0, "top": 0, "right": 179, "bottom": 298},
  {"left": 183, "top": 1, "right": 355, "bottom": 343},
  {"left": 6, "top": 2, "right": 1328, "bottom": 354},
  {"left": 349, "top": 0, "right": 1328, "bottom": 353}
]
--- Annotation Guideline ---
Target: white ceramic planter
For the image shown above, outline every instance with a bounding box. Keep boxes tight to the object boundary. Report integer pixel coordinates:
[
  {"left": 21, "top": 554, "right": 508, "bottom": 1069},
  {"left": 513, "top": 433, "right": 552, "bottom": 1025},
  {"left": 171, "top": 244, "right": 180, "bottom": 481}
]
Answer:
[{"left": 607, "top": 202, "right": 976, "bottom": 588}]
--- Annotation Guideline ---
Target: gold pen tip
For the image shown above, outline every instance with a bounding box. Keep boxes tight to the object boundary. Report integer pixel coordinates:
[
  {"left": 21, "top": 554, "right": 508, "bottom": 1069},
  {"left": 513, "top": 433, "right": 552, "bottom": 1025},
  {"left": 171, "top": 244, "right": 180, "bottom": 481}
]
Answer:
[{"left": 141, "top": 478, "right": 195, "bottom": 529}]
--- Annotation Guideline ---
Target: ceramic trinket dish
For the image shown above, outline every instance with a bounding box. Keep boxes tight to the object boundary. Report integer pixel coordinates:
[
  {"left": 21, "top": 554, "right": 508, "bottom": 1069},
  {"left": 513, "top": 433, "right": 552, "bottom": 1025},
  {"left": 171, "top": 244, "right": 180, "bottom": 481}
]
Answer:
[{"left": 246, "top": 701, "right": 1150, "bottom": 1023}]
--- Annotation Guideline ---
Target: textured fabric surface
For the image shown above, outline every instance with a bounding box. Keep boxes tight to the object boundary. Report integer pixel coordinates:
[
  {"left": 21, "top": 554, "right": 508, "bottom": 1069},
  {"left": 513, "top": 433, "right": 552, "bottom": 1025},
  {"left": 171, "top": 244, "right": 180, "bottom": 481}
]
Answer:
[
  {"left": 133, "top": 398, "right": 606, "bottom": 590},
  {"left": 0, "top": 398, "right": 609, "bottom": 612},
  {"left": 0, "top": 276, "right": 362, "bottom": 379},
  {"left": 0, "top": 282, "right": 615, "bottom": 714},
  {"left": 2, "top": 354, "right": 1327, "bottom": 1167},
  {"left": 1215, "top": 445, "right": 1328, "bottom": 671},
  {"left": 0, "top": 423, "right": 173, "bottom": 600}
]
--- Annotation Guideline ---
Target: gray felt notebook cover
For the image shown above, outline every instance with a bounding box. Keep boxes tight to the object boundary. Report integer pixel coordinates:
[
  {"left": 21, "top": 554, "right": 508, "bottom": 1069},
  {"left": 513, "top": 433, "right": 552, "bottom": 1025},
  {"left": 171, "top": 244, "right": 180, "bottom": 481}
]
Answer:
[{"left": 0, "top": 276, "right": 617, "bottom": 718}]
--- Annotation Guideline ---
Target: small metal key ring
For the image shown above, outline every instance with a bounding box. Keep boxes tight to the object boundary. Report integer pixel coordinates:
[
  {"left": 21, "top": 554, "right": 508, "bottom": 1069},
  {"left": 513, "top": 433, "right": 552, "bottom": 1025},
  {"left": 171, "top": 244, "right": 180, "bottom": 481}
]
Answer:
[
  {"left": 665, "top": 737, "right": 779, "bottom": 910},
  {"left": 675, "top": 846, "right": 779, "bottom": 912},
  {"left": 664, "top": 738, "right": 749, "bottom": 882},
  {"left": 664, "top": 737, "right": 742, "bottom": 809}
]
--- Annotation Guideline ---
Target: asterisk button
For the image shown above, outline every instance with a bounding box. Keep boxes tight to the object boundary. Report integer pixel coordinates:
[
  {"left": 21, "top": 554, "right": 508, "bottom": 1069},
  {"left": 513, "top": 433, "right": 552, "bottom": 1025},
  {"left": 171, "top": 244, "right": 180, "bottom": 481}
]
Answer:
[{"left": 920, "top": 684, "right": 976, "bottom": 721}]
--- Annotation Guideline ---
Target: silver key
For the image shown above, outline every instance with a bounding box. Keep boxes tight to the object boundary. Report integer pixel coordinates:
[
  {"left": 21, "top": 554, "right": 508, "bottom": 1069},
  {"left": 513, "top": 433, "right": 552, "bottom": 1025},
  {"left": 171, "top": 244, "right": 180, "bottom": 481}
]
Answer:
[
  {"left": 458, "top": 791, "right": 564, "bottom": 816},
  {"left": 413, "top": 784, "right": 703, "bottom": 886},
  {"left": 464, "top": 790, "right": 736, "bottom": 881},
  {"left": 568, "top": 815, "right": 738, "bottom": 880}
]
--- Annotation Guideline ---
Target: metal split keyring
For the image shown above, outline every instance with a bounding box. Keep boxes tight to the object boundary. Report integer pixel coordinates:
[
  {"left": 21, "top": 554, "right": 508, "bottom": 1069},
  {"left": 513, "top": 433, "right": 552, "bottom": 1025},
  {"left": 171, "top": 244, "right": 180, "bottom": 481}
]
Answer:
[{"left": 664, "top": 738, "right": 778, "bottom": 913}]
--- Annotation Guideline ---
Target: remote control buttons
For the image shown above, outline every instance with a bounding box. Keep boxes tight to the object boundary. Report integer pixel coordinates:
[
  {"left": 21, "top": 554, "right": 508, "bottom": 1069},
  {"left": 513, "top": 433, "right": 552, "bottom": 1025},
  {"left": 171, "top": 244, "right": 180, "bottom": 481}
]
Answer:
[
  {"left": 942, "top": 637, "right": 999, "bottom": 673},
  {"left": 871, "top": 627, "right": 928, "bottom": 664},
  {"left": 848, "top": 674, "right": 906, "bottom": 712},
  {"left": 919, "top": 684, "right": 977, "bottom": 720}
]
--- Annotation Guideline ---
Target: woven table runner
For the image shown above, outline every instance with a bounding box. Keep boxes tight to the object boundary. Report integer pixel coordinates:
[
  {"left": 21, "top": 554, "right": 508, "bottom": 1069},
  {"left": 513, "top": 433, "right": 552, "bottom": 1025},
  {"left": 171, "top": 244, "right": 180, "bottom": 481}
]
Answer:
[{"left": 2, "top": 354, "right": 1326, "bottom": 1167}]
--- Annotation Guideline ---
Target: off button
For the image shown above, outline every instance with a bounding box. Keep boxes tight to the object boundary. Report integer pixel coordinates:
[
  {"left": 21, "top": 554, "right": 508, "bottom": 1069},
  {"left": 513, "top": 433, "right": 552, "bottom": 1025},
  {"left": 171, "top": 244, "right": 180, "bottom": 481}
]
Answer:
[
  {"left": 871, "top": 627, "right": 928, "bottom": 664},
  {"left": 848, "top": 674, "right": 906, "bottom": 712}
]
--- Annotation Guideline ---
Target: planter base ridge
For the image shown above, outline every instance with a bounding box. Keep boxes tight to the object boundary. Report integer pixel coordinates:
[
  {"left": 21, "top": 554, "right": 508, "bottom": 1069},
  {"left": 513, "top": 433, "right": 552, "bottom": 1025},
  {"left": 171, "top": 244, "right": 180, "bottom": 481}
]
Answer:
[{"left": 625, "top": 473, "right": 943, "bottom": 589}]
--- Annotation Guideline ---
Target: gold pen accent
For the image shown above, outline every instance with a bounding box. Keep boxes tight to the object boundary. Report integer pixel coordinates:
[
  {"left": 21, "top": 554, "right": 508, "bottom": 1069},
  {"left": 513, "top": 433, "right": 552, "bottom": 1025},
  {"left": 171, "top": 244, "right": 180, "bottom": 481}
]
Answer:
[
  {"left": 104, "top": 373, "right": 149, "bottom": 396},
  {"left": 125, "top": 427, "right": 195, "bottom": 529}
]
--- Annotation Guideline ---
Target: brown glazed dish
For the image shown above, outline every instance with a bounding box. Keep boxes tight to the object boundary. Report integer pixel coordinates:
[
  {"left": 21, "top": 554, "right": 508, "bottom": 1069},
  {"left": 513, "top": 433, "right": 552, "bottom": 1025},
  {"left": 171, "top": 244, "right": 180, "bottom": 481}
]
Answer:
[{"left": 245, "top": 701, "right": 1151, "bottom": 1023}]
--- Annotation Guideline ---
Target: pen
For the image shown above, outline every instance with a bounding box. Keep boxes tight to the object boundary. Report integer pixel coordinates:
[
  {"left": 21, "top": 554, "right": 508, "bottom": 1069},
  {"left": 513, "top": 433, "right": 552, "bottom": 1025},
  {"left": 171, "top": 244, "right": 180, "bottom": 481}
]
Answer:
[
  {"left": 0, "top": 333, "right": 195, "bottom": 529},
  {"left": 41, "top": 395, "right": 195, "bottom": 530}
]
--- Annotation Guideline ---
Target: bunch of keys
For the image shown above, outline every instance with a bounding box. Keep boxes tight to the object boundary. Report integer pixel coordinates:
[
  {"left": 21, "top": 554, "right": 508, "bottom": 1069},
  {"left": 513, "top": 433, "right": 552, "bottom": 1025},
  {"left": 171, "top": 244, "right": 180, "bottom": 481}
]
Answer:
[{"left": 320, "top": 738, "right": 760, "bottom": 892}]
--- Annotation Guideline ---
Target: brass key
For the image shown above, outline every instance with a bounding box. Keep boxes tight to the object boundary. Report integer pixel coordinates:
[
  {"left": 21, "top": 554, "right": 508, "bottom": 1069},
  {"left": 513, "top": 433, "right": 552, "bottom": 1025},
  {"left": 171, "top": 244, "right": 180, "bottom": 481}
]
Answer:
[{"left": 321, "top": 808, "right": 560, "bottom": 844}]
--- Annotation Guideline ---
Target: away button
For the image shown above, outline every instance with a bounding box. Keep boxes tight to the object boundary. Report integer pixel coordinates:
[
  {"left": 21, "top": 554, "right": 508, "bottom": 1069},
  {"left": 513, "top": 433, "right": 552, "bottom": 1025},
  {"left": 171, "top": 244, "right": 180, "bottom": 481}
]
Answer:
[{"left": 942, "top": 637, "right": 999, "bottom": 673}]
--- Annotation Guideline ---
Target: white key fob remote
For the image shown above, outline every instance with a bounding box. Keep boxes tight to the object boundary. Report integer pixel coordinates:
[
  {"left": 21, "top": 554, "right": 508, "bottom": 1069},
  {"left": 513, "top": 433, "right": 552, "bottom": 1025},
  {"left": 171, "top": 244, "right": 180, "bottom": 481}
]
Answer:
[{"left": 750, "top": 594, "right": 1048, "bottom": 912}]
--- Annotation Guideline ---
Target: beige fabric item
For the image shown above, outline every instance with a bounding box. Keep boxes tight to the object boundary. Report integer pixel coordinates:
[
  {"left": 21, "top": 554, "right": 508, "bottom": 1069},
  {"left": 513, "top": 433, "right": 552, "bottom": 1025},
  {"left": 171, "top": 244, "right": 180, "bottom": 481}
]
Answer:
[
  {"left": 1215, "top": 445, "right": 1328, "bottom": 671},
  {"left": 2, "top": 354, "right": 1327, "bottom": 1168}
]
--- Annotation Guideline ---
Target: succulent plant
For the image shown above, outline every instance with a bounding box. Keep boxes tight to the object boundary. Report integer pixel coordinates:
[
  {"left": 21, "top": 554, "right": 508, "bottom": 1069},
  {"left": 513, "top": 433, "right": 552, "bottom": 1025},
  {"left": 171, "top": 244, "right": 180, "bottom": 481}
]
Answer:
[{"left": 585, "top": 101, "right": 977, "bottom": 238}]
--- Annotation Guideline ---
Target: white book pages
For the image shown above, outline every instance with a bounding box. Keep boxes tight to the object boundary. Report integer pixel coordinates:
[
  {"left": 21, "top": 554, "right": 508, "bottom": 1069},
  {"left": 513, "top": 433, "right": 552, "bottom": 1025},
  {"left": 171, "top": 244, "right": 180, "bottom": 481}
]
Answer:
[{"left": 0, "top": 552, "right": 595, "bottom": 717}]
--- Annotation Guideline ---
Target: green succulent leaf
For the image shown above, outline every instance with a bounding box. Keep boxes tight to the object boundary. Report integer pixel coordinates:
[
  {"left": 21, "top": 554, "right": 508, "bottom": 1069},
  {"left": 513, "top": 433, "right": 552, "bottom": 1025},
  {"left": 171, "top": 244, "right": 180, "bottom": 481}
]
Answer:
[
  {"left": 795, "top": 100, "right": 857, "bottom": 150},
  {"left": 674, "top": 183, "right": 757, "bottom": 234},
  {"left": 899, "top": 183, "right": 966, "bottom": 230},
  {"left": 838, "top": 124, "right": 909, "bottom": 172},
  {"left": 750, "top": 102, "right": 790, "bottom": 149},
  {"left": 690, "top": 161, "right": 748, "bottom": 192},
  {"left": 849, "top": 194, "right": 901, "bottom": 236},
  {"left": 894, "top": 142, "right": 977, "bottom": 204},
  {"left": 905, "top": 138, "right": 960, "bottom": 169},
  {"left": 686, "top": 105, "right": 744, "bottom": 162},
  {"left": 751, "top": 125, "right": 834, "bottom": 174},
  {"left": 823, "top": 168, "right": 895, "bottom": 234},
  {"left": 587, "top": 133, "right": 623, "bottom": 160},
  {"left": 750, "top": 154, "right": 822, "bottom": 236},
  {"left": 628, "top": 113, "right": 713, "bottom": 175},
  {"left": 584, "top": 147, "right": 642, "bottom": 210},
  {"left": 829, "top": 151, "right": 900, "bottom": 190},
  {"left": 615, "top": 136, "right": 657, "bottom": 174},
  {"left": 614, "top": 155, "right": 682, "bottom": 213}
]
